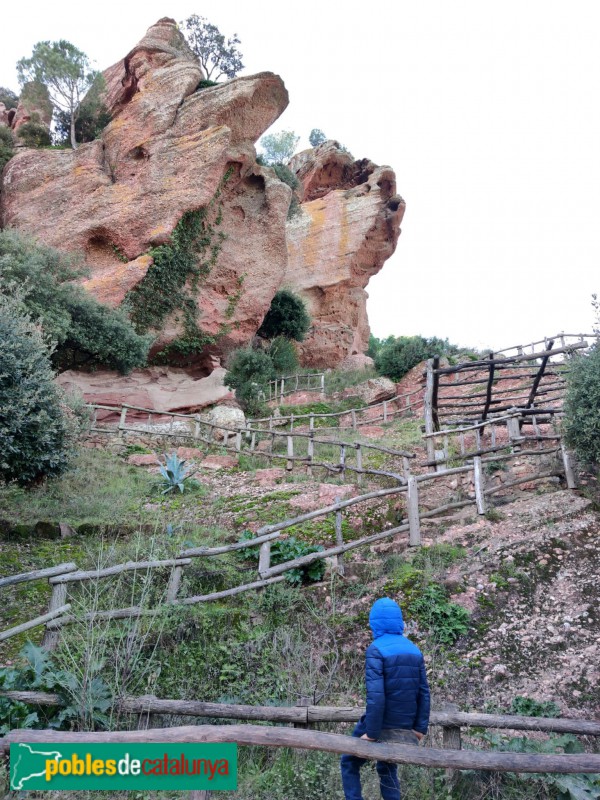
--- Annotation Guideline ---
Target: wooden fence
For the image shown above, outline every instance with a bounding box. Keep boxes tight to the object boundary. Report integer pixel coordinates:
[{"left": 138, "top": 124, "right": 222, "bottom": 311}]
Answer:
[
  {"left": 2, "top": 690, "right": 599, "bottom": 766},
  {"left": 88, "top": 402, "right": 415, "bottom": 484},
  {"left": 423, "top": 335, "right": 594, "bottom": 432},
  {"left": 0, "top": 406, "right": 574, "bottom": 647},
  {"left": 266, "top": 372, "right": 325, "bottom": 401},
  {"left": 249, "top": 386, "right": 424, "bottom": 431},
  {"left": 2, "top": 718, "right": 599, "bottom": 774}
]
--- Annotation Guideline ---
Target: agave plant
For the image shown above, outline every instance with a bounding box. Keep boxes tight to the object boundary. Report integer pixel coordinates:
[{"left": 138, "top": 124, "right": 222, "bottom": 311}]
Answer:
[{"left": 157, "top": 453, "right": 196, "bottom": 494}]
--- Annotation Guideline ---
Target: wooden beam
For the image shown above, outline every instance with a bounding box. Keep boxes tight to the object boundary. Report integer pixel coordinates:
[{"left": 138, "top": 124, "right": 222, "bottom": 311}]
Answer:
[
  {"left": 3, "top": 725, "right": 600, "bottom": 773},
  {"left": 0, "top": 563, "right": 77, "bottom": 589},
  {"left": 526, "top": 339, "right": 554, "bottom": 407}
]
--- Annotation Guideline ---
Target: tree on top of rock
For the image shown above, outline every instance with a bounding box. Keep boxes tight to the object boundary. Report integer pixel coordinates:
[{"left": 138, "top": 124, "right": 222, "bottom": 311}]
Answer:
[
  {"left": 0, "top": 86, "right": 18, "bottom": 110},
  {"left": 309, "top": 128, "right": 327, "bottom": 147},
  {"left": 181, "top": 14, "right": 244, "bottom": 81},
  {"left": 259, "top": 130, "right": 300, "bottom": 165},
  {"left": 17, "top": 40, "right": 99, "bottom": 149}
]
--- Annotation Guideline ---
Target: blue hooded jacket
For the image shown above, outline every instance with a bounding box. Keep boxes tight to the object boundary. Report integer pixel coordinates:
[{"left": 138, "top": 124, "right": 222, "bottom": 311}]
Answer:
[{"left": 364, "top": 598, "right": 430, "bottom": 739}]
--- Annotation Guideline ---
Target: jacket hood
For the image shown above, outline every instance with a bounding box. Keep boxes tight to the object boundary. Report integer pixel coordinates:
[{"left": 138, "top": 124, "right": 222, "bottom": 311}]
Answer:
[{"left": 369, "top": 598, "right": 404, "bottom": 638}]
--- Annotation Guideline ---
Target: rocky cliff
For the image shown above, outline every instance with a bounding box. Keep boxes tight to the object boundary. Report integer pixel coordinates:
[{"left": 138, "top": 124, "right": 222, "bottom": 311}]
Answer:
[
  {"left": 0, "top": 18, "right": 403, "bottom": 408},
  {"left": 286, "top": 142, "right": 404, "bottom": 367}
]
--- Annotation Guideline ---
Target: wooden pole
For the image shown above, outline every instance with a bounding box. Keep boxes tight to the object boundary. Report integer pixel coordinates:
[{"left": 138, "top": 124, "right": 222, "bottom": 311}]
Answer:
[
  {"left": 356, "top": 444, "right": 363, "bottom": 486},
  {"left": 424, "top": 360, "right": 437, "bottom": 467},
  {"left": 258, "top": 541, "right": 272, "bottom": 578},
  {"left": 166, "top": 566, "right": 184, "bottom": 604},
  {"left": 4, "top": 725, "right": 600, "bottom": 773},
  {"left": 286, "top": 435, "right": 294, "bottom": 472},
  {"left": 0, "top": 563, "right": 77, "bottom": 589},
  {"left": 41, "top": 583, "right": 69, "bottom": 650},
  {"left": 1, "top": 604, "right": 71, "bottom": 644},
  {"left": 118, "top": 405, "right": 128, "bottom": 438},
  {"left": 407, "top": 475, "right": 421, "bottom": 547},
  {"left": 473, "top": 456, "right": 486, "bottom": 515},
  {"left": 340, "top": 445, "right": 346, "bottom": 482},
  {"left": 334, "top": 498, "right": 345, "bottom": 576},
  {"left": 560, "top": 440, "right": 577, "bottom": 489},
  {"left": 307, "top": 433, "right": 314, "bottom": 477}
]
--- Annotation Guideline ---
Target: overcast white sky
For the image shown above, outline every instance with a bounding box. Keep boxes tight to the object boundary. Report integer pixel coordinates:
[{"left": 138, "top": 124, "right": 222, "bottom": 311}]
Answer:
[{"left": 2, "top": 1, "right": 598, "bottom": 350}]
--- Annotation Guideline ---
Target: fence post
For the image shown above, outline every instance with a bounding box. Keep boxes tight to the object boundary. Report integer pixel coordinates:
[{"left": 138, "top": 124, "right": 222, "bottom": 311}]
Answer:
[
  {"left": 507, "top": 412, "right": 522, "bottom": 452},
  {"left": 194, "top": 417, "right": 200, "bottom": 439},
  {"left": 166, "top": 566, "right": 184, "bottom": 603},
  {"left": 356, "top": 444, "right": 363, "bottom": 486},
  {"left": 290, "top": 414, "right": 294, "bottom": 432},
  {"left": 351, "top": 409, "right": 357, "bottom": 430},
  {"left": 258, "top": 541, "right": 272, "bottom": 578},
  {"left": 309, "top": 414, "right": 315, "bottom": 432},
  {"left": 235, "top": 431, "right": 242, "bottom": 452},
  {"left": 383, "top": 401, "right": 388, "bottom": 423},
  {"left": 560, "top": 440, "right": 577, "bottom": 489},
  {"left": 320, "top": 374, "right": 325, "bottom": 393},
  {"left": 280, "top": 378, "right": 285, "bottom": 401},
  {"left": 440, "top": 702, "right": 462, "bottom": 784},
  {"left": 286, "top": 436, "right": 294, "bottom": 472},
  {"left": 118, "top": 405, "right": 128, "bottom": 438},
  {"left": 424, "top": 360, "right": 437, "bottom": 467},
  {"left": 473, "top": 456, "right": 486, "bottom": 515},
  {"left": 250, "top": 432, "right": 256, "bottom": 453},
  {"left": 42, "top": 583, "right": 68, "bottom": 650},
  {"left": 407, "top": 473, "right": 421, "bottom": 547},
  {"left": 334, "top": 498, "right": 345, "bottom": 576},
  {"left": 307, "top": 433, "right": 314, "bottom": 477},
  {"left": 339, "top": 445, "right": 346, "bottom": 482}
]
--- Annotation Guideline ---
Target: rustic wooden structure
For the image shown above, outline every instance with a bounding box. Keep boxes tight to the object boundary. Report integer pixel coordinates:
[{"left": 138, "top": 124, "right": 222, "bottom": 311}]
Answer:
[
  {"left": 2, "top": 723, "right": 599, "bottom": 774},
  {"left": 266, "top": 372, "right": 326, "bottom": 402}
]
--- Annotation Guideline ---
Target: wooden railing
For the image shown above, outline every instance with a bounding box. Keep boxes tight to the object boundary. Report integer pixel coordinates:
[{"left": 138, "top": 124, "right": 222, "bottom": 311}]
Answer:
[
  {"left": 249, "top": 387, "right": 424, "bottom": 430},
  {"left": 266, "top": 372, "right": 326, "bottom": 401},
  {"left": 0, "top": 411, "right": 574, "bottom": 648},
  {"left": 1, "top": 700, "right": 599, "bottom": 773},
  {"left": 87, "top": 402, "right": 414, "bottom": 485}
]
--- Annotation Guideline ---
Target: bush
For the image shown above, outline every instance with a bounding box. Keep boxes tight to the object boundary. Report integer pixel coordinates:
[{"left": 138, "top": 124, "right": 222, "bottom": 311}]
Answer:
[
  {"left": 375, "top": 335, "right": 460, "bottom": 381},
  {"left": 225, "top": 347, "right": 275, "bottom": 416},
  {"left": 258, "top": 290, "right": 310, "bottom": 342},
  {"left": 267, "top": 336, "right": 298, "bottom": 375},
  {"left": 55, "top": 103, "right": 111, "bottom": 145},
  {"left": 15, "top": 120, "right": 51, "bottom": 147},
  {"left": 563, "top": 344, "right": 600, "bottom": 466},
  {"left": 0, "top": 86, "right": 18, "bottom": 110},
  {"left": 0, "top": 295, "right": 77, "bottom": 485},
  {"left": 0, "top": 126, "right": 14, "bottom": 172},
  {"left": 0, "top": 229, "right": 151, "bottom": 373}
]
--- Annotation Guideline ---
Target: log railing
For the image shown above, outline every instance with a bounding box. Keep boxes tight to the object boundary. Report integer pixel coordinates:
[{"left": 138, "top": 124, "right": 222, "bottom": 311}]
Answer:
[
  {"left": 0, "top": 411, "right": 574, "bottom": 647},
  {"left": 87, "top": 402, "right": 415, "bottom": 485},
  {"left": 2, "top": 721, "right": 599, "bottom": 774},
  {"left": 2, "top": 690, "right": 599, "bottom": 738},
  {"left": 265, "top": 372, "right": 326, "bottom": 401},
  {"left": 249, "top": 386, "right": 424, "bottom": 431}
]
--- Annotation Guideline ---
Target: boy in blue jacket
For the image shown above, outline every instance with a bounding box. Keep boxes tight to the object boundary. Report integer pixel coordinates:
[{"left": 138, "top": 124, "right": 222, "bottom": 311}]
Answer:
[{"left": 340, "top": 597, "right": 430, "bottom": 800}]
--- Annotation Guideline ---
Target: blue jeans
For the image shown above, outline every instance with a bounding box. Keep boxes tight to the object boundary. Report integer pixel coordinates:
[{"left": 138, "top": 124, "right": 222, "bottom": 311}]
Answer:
[{"left": 340, "top": 717, "right": 418, "bottom": 800}]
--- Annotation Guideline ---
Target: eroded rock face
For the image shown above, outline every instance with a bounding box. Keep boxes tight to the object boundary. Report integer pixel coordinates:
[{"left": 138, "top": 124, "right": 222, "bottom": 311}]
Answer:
[
  {"left": 1, "top": 21, "right": 404, "bottom": 395},
  {"left": 285, "top": 141, "right": 404, "bottom": 368},
  {"left": 56, "top": 366, "right": 234, "bottom": 413},
  {"left": 0, "top": 18, "right": 290, "bottom": 364},
  {"left": 0, "top": 82, "right": 52, "bottom": 135}
]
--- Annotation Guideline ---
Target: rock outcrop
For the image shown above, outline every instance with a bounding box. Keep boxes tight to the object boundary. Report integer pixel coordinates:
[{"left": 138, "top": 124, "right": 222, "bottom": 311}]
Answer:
[
  {"left": 285, "top": 141, "right": 404, "bottom": 367},
  {"left": 0, "top": 82, "right": 52, "bottom": 134},
  {"left": 1, "top": 20, "right": 404, "bottom": 398},
  {"left": 57, "top": 365, "right": 234, "bottom": 414},
  {"left": 0, "top": 18, "right": 290, "bottom": 366}
]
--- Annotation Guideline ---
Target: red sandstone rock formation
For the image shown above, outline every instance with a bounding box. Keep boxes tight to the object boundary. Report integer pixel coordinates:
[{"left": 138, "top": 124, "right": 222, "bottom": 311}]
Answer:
[
  {"left": 285, "top": 141, "right": 404, "bottom": 367},
  {"left": 0, "top": 18, "right": 290, "bottom": 364},
  {"left": 1, "top": 20, "right": 404, "bottom": 400}
]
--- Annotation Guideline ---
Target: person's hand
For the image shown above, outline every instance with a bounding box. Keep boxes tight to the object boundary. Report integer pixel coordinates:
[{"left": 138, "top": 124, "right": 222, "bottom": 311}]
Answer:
[
  {"left": 413, "top": 731, "right": 424, "bottom": 741},
  {"left": 360, "top": 733, "right": 376, "bottom": 741}
]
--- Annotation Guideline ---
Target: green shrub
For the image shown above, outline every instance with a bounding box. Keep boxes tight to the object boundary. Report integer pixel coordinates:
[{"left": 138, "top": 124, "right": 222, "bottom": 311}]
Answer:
[
  {"left": 563, "top": 344, "right": 600, "bottom": 466},
  {"left": 510, "top": 695, "right": 561, "bottom": 718},
  {"left": 0, "top": 86, "right": 18, "bottom": 110},
  {"left": 55, "top": 95, "right": 111, "bottom": 145},
  {"left": 239, "top": 532, "right": 325, "bottom": 584},
  {"left": 225, "top": 347, "right": 275, "bottom": 416},
  {"left": 268, "top": 336, "right": 298, "bottom": 375},
  {"left": 375, "top": 335, "right": 461, "bottom": 381},
  {"left": 272, "top": 163, "right": 300, "bottom": 191},
  {"left": 0, "top": 229, "right": 150, "bottom": 373},
  {"left": 258, "top": 289, "right": 310, "bottom": 342},
  {"left": 0, "top": 295, "right": 77, "bottom": 485},
  {"left": 15, "top": 120, "right": 51, "bottom": 147},
  {"left": 0, "top": 126, "right": 14, "bottom": 172}
]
